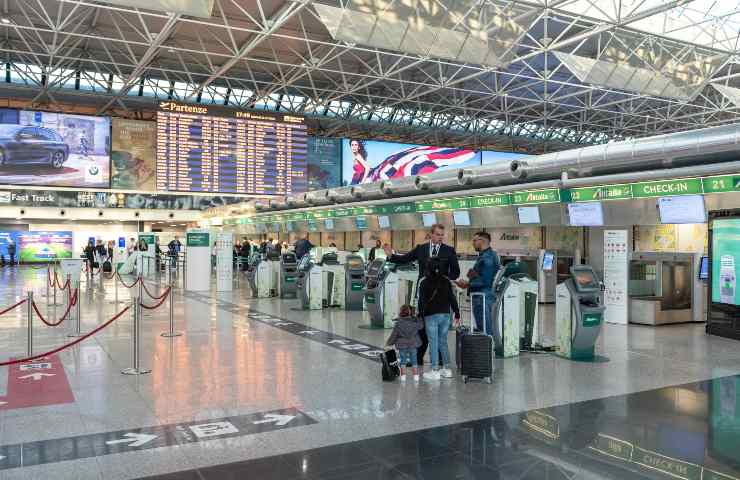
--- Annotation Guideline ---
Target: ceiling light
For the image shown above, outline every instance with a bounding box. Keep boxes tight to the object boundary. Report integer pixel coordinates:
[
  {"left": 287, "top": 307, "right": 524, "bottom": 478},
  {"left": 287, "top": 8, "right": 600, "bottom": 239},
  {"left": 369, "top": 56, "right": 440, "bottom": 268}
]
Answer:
[{"left": 1, "top": 18, "right": 11, "bottom": 24}]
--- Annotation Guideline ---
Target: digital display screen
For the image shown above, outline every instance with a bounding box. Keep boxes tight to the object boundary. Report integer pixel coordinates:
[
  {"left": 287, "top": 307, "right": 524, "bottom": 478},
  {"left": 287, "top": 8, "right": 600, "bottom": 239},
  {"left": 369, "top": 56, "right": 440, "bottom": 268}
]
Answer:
[
  {"left": 542, "top": 252, "right": 554, "bottom": 272},
  {"left": 573, "top": 269, "right": 599, "bottom": 290},
  {"left": 356, "top": 216, "right": 368, "bottom": 230},
  {"left": 367, "top": 259, "right": 385, "bottom": 276},
  {"left": 378, "top": 215, "right": 391, "bottom": 229},
  {"left": 324, "top": 218, "right": 334, "bottom": 230},
  {"left": 658, "top": 195, "right": 706, "bottom": 224},
  {"left": 112, "top": 118, "right": 156, "bottom": 191},
  {"left": 517, "top": 206, "right": 541, "bottom": 224},
  {"left": 156, "top": 102, "right": 308, "bottom": 195},
  {"left": 0, "top": 109, "right": 110, "bottom": 188},
  {"left": 699, "top": 256, "right": 709, "bottom": 280},
  {"left": 453, "top": 210, "right": 471, "bottom": 226},
  {"left": 307, "top": 219, "right": 318, "bottom": 231},
  {"left": 712, "top": 218, "right": 740, "bottom": 306},
  {"left": 347, "top": 257, "right": 364, "bottom": 268},
  {"left": 286, "top": 221, "right": 295, "bottom": 232},
  {"left": 18, "top": 231, "right": 73, "bottom": 263},
  {"left": 422, "top": 212, "right": 437, "bottom": 227},
  {"left": 343, "top": 139, "right": 479, "bottom": 185},
  {"left": 568, "top": 202, "right": 605, "bottom": 226}
]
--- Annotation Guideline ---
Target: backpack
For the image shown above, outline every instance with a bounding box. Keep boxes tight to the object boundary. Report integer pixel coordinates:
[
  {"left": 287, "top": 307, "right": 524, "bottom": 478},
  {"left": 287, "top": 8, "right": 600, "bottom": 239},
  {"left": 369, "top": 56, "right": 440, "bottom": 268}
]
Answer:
[{"left": 380, "top": 350, "right": 400, "bottom": 381}]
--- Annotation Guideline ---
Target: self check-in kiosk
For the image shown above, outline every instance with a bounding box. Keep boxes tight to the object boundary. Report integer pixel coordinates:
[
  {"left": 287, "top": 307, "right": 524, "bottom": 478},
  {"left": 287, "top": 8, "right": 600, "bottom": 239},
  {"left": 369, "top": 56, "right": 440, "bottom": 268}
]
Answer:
[
  {"left": 297, "top": 255, "right": 322, "bottom": 310},
  {"left": 498, "top": 249, "right": 559, "bottom": 303},
  {"left": 279, "top": 252, "right": 298, "bottom": 299},
  {"left": 363, "top": 259, "right": 418, "bottom": 329},
  {"left": 344, "top": 255, "right": 366, "bottom": 311},
  {"left": 247, "top": 253, "right": 273, "bottom": 298},
  {"left": 319, "top": 252, "right": 345, "bottom": 308},
  {"left": 491, "top": 271, "right": 539, "bottom": 357},
  {"left": 555, "top": 265, "right": 606, "bottom": 360}
]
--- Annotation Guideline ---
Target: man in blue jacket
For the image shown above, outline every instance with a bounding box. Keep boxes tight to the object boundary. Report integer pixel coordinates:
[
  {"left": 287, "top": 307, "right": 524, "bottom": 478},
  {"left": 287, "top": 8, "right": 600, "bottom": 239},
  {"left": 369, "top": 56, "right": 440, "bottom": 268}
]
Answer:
[
  {"left": 294, "top": 234, "right": 314, "bottom": 260},
  {"left": 456, "top": 231, "right": 500, "bottom": 335}
]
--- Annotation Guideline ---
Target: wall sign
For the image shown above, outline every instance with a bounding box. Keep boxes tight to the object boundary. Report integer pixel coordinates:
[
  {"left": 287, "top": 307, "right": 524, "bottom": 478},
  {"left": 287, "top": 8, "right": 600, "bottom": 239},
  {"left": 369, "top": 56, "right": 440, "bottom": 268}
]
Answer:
[{"left": 603, "top": 230, "right": 629, "bottom": 325}]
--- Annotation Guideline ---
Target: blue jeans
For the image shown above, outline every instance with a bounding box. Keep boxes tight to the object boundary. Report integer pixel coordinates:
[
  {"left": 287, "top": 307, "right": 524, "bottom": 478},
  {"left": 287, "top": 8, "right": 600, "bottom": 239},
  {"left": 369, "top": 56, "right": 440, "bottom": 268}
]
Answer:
[
  {"left": 472, "top": 291, "right": 494, "bottom": 335},
  {"left": 425, "top": 313, "right": 451, "bottom": 369},
  {"left": 398, "top": 348, "right": 416, "bottom": 368}
]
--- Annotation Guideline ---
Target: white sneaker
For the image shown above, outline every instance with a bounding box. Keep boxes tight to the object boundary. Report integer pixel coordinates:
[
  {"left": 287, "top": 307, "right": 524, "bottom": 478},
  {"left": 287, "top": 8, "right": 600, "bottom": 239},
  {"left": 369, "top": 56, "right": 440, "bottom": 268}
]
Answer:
[
  {"left": 400, "top": 374, "right": 407, "bottom": 383},
  {"left": 413, "top": 374, "right": 420, "bottom": 382},
  {"left": 426, "top": 370, "right": 441, "bottom": 381},
  {"left": 440, "top": 368, "right": 453, "bottom": 379}
]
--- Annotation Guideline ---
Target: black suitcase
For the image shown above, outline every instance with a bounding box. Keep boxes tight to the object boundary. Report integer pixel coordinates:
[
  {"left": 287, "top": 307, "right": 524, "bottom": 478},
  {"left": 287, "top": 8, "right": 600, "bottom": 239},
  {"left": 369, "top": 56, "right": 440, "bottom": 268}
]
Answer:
[
  {"left": 455, "top": 325, "right": 469, "bottom": 369},
  {"left": 460, "top": 292, "right": 494, "bottom": 384},
  {"left": 103, "top": 261, "right": 112, "bottom": 273},
  {"left": 380, "top": 349, "right": 400, "bottom": 382}
]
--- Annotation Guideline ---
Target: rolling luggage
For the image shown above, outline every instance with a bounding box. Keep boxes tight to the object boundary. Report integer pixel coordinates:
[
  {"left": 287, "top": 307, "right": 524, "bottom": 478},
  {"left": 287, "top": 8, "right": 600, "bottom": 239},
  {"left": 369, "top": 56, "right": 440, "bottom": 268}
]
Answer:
[
  {"left": 103, "top": 261, "right": 112, "bottom": 273},
  {"left": 460, "top": 292, "right": 494, "bottom": 384},
  {"left": 380, "top": 349, "right": 400, "bottom": 382}
]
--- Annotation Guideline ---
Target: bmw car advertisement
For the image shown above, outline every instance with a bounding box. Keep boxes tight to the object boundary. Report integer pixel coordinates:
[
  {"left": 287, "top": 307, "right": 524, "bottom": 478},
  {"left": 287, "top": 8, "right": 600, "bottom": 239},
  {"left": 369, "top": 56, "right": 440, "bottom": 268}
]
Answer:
[{"left": 0, "top": 109, "right": 110, "bottom": 188}]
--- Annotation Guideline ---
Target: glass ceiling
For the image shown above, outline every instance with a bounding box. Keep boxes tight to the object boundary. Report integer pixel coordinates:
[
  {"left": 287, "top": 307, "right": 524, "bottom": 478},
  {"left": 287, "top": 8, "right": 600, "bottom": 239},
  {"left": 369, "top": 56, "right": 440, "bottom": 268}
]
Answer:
[{"left": 550, "top": 0, "right": 740, "bottom": 53}]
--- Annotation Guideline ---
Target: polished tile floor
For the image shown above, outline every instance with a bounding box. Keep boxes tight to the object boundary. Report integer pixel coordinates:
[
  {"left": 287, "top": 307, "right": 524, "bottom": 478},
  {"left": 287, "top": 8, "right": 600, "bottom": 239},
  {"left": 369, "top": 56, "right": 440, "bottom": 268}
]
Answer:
[{"left": 0, "top": 266, "right": 738, "bottom": 479}]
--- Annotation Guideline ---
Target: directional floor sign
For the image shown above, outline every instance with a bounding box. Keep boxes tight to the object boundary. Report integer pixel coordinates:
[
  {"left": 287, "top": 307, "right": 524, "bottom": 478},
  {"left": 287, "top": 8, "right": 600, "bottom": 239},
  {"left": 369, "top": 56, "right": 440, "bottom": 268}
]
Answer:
[
  {"left": 0, "top": 407, "right": 316, "bottom": 471},
  {"left": 0, "top": 354, "right": 74, "bottom": 410}
]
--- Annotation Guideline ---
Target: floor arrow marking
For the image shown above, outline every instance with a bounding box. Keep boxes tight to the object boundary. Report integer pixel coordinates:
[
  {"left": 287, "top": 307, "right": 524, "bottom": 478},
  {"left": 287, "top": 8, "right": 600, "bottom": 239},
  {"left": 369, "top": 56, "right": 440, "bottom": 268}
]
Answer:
[
  {"left": 253, "top": 414, "right": 296, "bottom": 426},
  {"left": 105, "top": 433, "right": 158, "bottom": 448},
  {"left": 18, "top": 373, "right": 56, "bottom": 381}
]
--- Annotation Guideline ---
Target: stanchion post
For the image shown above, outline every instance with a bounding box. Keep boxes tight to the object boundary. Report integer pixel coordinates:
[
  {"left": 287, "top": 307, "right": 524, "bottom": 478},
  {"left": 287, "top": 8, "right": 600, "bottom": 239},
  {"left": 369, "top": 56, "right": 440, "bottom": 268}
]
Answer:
[
  {"left": 122, "top": 277, "right": 150, "bottom": 375},
  {"left": 45, "top": 266, "right": 50, "bottom": 300},
  {"left": 161, "top": 271, "right": 182, "bottom": 338},
  {"left": 26, "top": 291, "right": 33, "bottom": 358},
  {"left": 68, "top": 281, "right": 82, "bottom": 338}
]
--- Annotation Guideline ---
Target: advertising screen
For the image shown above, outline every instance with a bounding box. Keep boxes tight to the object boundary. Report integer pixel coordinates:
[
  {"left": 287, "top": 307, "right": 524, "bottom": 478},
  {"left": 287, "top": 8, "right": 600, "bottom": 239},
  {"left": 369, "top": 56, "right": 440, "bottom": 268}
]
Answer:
[
  {"left": 343, "top": 139, "right": 479, "bottom": 185},
  {"left": 517, "top": 206, "right": 541, "bottom": 224},
  {"left": 658, "top": 195, "right": 706, "bottom": 224},
  {"left": 307, "top": 137, "right": 342, "bottom": 190},
  {"left": 156, "top": 102, "right": 308, "bottom": 195},
  {"left": 0, "top": 231, "right": 20, "bottom": 262},
  {"left": 711, "top": 218, "right": 740, "bottom": 306},
  {"left": 699, "top": 256, "right": 709, "bottom": 280},
  {"left": 0, "top": 110, "right": 110, "bottom": 188},
  {"left": 568, "top": 202, "right": 605, "bottom": 226},
  {"left": 453, "top": 210, "right": 471, "bottom": 226},
  {"left": 111, "top": 118, "right": 156, "bottom": 191},
  {"left": 422, "top": 212, "right": 437, "bottom": 227},
  {"left": 481, "top": 150, "right": 531, "bottom": 165},
  {"left": 18, "top": 231, "right": 73, "bottom": 263},
  {"left": 378, "top": 215, "right": 391, "bottom": 229}
]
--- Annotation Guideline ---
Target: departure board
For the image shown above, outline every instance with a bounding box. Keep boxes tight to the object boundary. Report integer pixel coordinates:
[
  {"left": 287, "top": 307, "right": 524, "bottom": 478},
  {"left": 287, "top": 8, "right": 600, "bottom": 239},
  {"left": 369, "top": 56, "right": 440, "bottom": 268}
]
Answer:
[{"left": 156, "top": 102, "right": 308, "bottom": 195}]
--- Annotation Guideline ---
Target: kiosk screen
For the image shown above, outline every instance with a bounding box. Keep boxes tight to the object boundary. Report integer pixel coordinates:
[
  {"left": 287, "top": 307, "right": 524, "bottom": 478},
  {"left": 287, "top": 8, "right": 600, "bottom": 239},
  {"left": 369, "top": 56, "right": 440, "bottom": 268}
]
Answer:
[
  {"left": 324, "top": 219, "right": 334, "bottom": 230},
  {"left": 573, "top": 269, "right": 599, "bottom": 291},
  {"left": 378, "top": 215, "right": 391, "bottom": 229},
  {"left": 298, "top": 256, "right": 311, "bottom": 271},
  {"left": 542, "top": 252, "right": 555, "bottom": 271},
  {"left": 453, "top": 210, "right": 471, "bottom": 226},
  {"left": 367, "top": 259, "right": 384, "bottom": 277},
  {"left": 347, "top": 257, "right": 364, "bottom": 269},
  {"left": 699, "top": 256, "right": 709, "bottom": 281},
  {"left": 422, "top": 212, "right": 437, "bottom": 227}
]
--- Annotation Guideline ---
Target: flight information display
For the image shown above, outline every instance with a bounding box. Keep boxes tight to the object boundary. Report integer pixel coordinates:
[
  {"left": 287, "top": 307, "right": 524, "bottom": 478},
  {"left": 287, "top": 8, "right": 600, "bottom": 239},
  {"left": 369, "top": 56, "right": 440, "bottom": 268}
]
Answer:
[{"left": 156, "top": 102, "right": 308, "bottom": 195}]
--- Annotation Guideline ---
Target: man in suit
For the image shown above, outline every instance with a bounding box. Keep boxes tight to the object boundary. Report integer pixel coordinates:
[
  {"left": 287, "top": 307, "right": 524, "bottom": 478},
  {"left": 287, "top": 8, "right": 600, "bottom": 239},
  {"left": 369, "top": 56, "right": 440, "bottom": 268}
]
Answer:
[{"left": 383, "top": 223, "right": 460, "bottom": 365}]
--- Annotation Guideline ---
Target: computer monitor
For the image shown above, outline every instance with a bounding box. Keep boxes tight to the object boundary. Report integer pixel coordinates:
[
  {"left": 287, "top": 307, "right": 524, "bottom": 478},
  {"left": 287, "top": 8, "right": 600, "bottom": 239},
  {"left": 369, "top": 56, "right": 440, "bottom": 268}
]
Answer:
[
  {"left": 324, "top": 218, "right": 334, "bottom": 230},
  {"left": 568, "top": 202, "right": 605, "bottom": 226},
  {"left": 453, "top": 210, "right": 471, "bottom": 226},
  {"left": 356, "top": 216, "right": 368, "bottom": 230},
  {"left": 307, "top": 219, "right": 318, "bottom": 231},
  {"left": 517, "top": 206, "right": 541, "bottom": 224},
  {"left": 658, "top": 195, "right": 707, "bottom": 224},
  {"left": 378, "top": 215, "right": 391, "bottom": 229},
  {"left": 542, "top": 252, "right": 555, "bottom": 272},
  {"left": 699, "top": 256, "right": 709, "bottom": 281},
  {"left": 422, "top": 212, "right": 437, "bottom": 227},
  {"left": 286, "top": 221, "right": 294, "bottom": 232}
]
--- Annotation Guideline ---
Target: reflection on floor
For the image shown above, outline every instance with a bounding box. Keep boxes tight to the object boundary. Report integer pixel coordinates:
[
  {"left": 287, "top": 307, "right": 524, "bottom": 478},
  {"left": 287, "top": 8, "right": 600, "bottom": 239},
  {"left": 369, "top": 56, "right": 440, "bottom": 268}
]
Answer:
[
  {"left": 141, "top": 375, "right": 740, "bottom": 480},
  {"left": 0, "top": 266, "right": 738, "bottom": 479}
]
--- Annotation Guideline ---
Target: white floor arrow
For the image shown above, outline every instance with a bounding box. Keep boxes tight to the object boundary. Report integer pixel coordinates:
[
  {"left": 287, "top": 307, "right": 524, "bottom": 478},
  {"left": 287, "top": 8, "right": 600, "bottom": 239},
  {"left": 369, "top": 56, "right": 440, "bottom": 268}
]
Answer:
[
  {"left": 18, "top": 373, "right": 56, "bottom": 381},
  {"left": 105, "top": 433, "right": 158, "bottom": 448},
  {"left": 0, "top": 401, "right": 7, "bottom": 406},
  {"left": 253, "top": 414, "right": 296, "bottom": 427}
]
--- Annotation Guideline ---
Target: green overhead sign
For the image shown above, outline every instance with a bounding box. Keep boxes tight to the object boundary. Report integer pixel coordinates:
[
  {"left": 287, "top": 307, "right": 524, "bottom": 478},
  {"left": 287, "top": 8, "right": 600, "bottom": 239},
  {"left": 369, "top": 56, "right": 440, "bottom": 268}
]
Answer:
[{"left": 244, "top": 172, "right": 740, "bottom": 224}]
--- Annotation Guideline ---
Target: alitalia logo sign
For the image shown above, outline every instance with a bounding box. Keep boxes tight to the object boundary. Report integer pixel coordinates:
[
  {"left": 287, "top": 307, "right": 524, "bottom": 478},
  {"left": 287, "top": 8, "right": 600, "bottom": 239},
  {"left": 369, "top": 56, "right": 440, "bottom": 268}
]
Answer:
[{"left": 512, "top": 188, "right": 560, "bottom": 205}]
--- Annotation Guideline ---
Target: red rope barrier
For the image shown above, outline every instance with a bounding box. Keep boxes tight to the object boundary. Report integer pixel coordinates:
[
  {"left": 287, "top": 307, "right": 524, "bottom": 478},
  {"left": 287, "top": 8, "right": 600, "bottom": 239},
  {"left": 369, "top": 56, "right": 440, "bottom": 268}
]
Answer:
[
  {"left": 32, "top": 289, "right": 77, "bottom": 327},
  {"left": 0, "top": 298, "right": 27, "bottom": 316},
  {"left": 117, "top": 273, "right": 140, "bottom": 289},
  {"left": 0, "top": 305, "right": 131, "bottom": 367},
  {"left": 140, "top": 287, "right": 171, "bottom": 310},
  {"left": 142, "top": 282, "right": 170, "bottom": 300},
  {"left": 54, "top": 272, "right": 70, "bottom": 291},
  {"left": 47, "top": 267, "right": 54, "bottom": 287}
]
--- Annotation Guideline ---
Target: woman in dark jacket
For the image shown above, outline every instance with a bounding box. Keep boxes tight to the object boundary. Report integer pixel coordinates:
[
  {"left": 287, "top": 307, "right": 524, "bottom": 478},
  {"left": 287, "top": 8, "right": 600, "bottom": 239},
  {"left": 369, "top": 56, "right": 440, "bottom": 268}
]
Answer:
[{"left": 418, "top": 257, "right": 460, "bottom": 381}]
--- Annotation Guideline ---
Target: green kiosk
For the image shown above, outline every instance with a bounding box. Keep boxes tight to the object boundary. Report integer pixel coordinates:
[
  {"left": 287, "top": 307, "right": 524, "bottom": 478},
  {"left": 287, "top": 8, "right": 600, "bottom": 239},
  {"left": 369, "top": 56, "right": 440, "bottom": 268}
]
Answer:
[{"left": 555, "top": 265, "right": 606, "bottom": 360}]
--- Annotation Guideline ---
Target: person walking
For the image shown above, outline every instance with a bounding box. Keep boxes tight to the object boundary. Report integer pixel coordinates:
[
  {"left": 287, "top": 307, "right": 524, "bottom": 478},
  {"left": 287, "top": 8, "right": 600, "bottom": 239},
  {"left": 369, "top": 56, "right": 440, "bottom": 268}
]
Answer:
[
  {"left": 418, "top": 257, "right": 460, "bottom": 380},
  {"left": 7, "top": 240, "right": 16, "bottom": 266},
  {"left": 384, "top": 223, "right": 460, "bottom": 365},
  {"left": 455, "top": 231, "right": 500, "bottom": 335}
]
